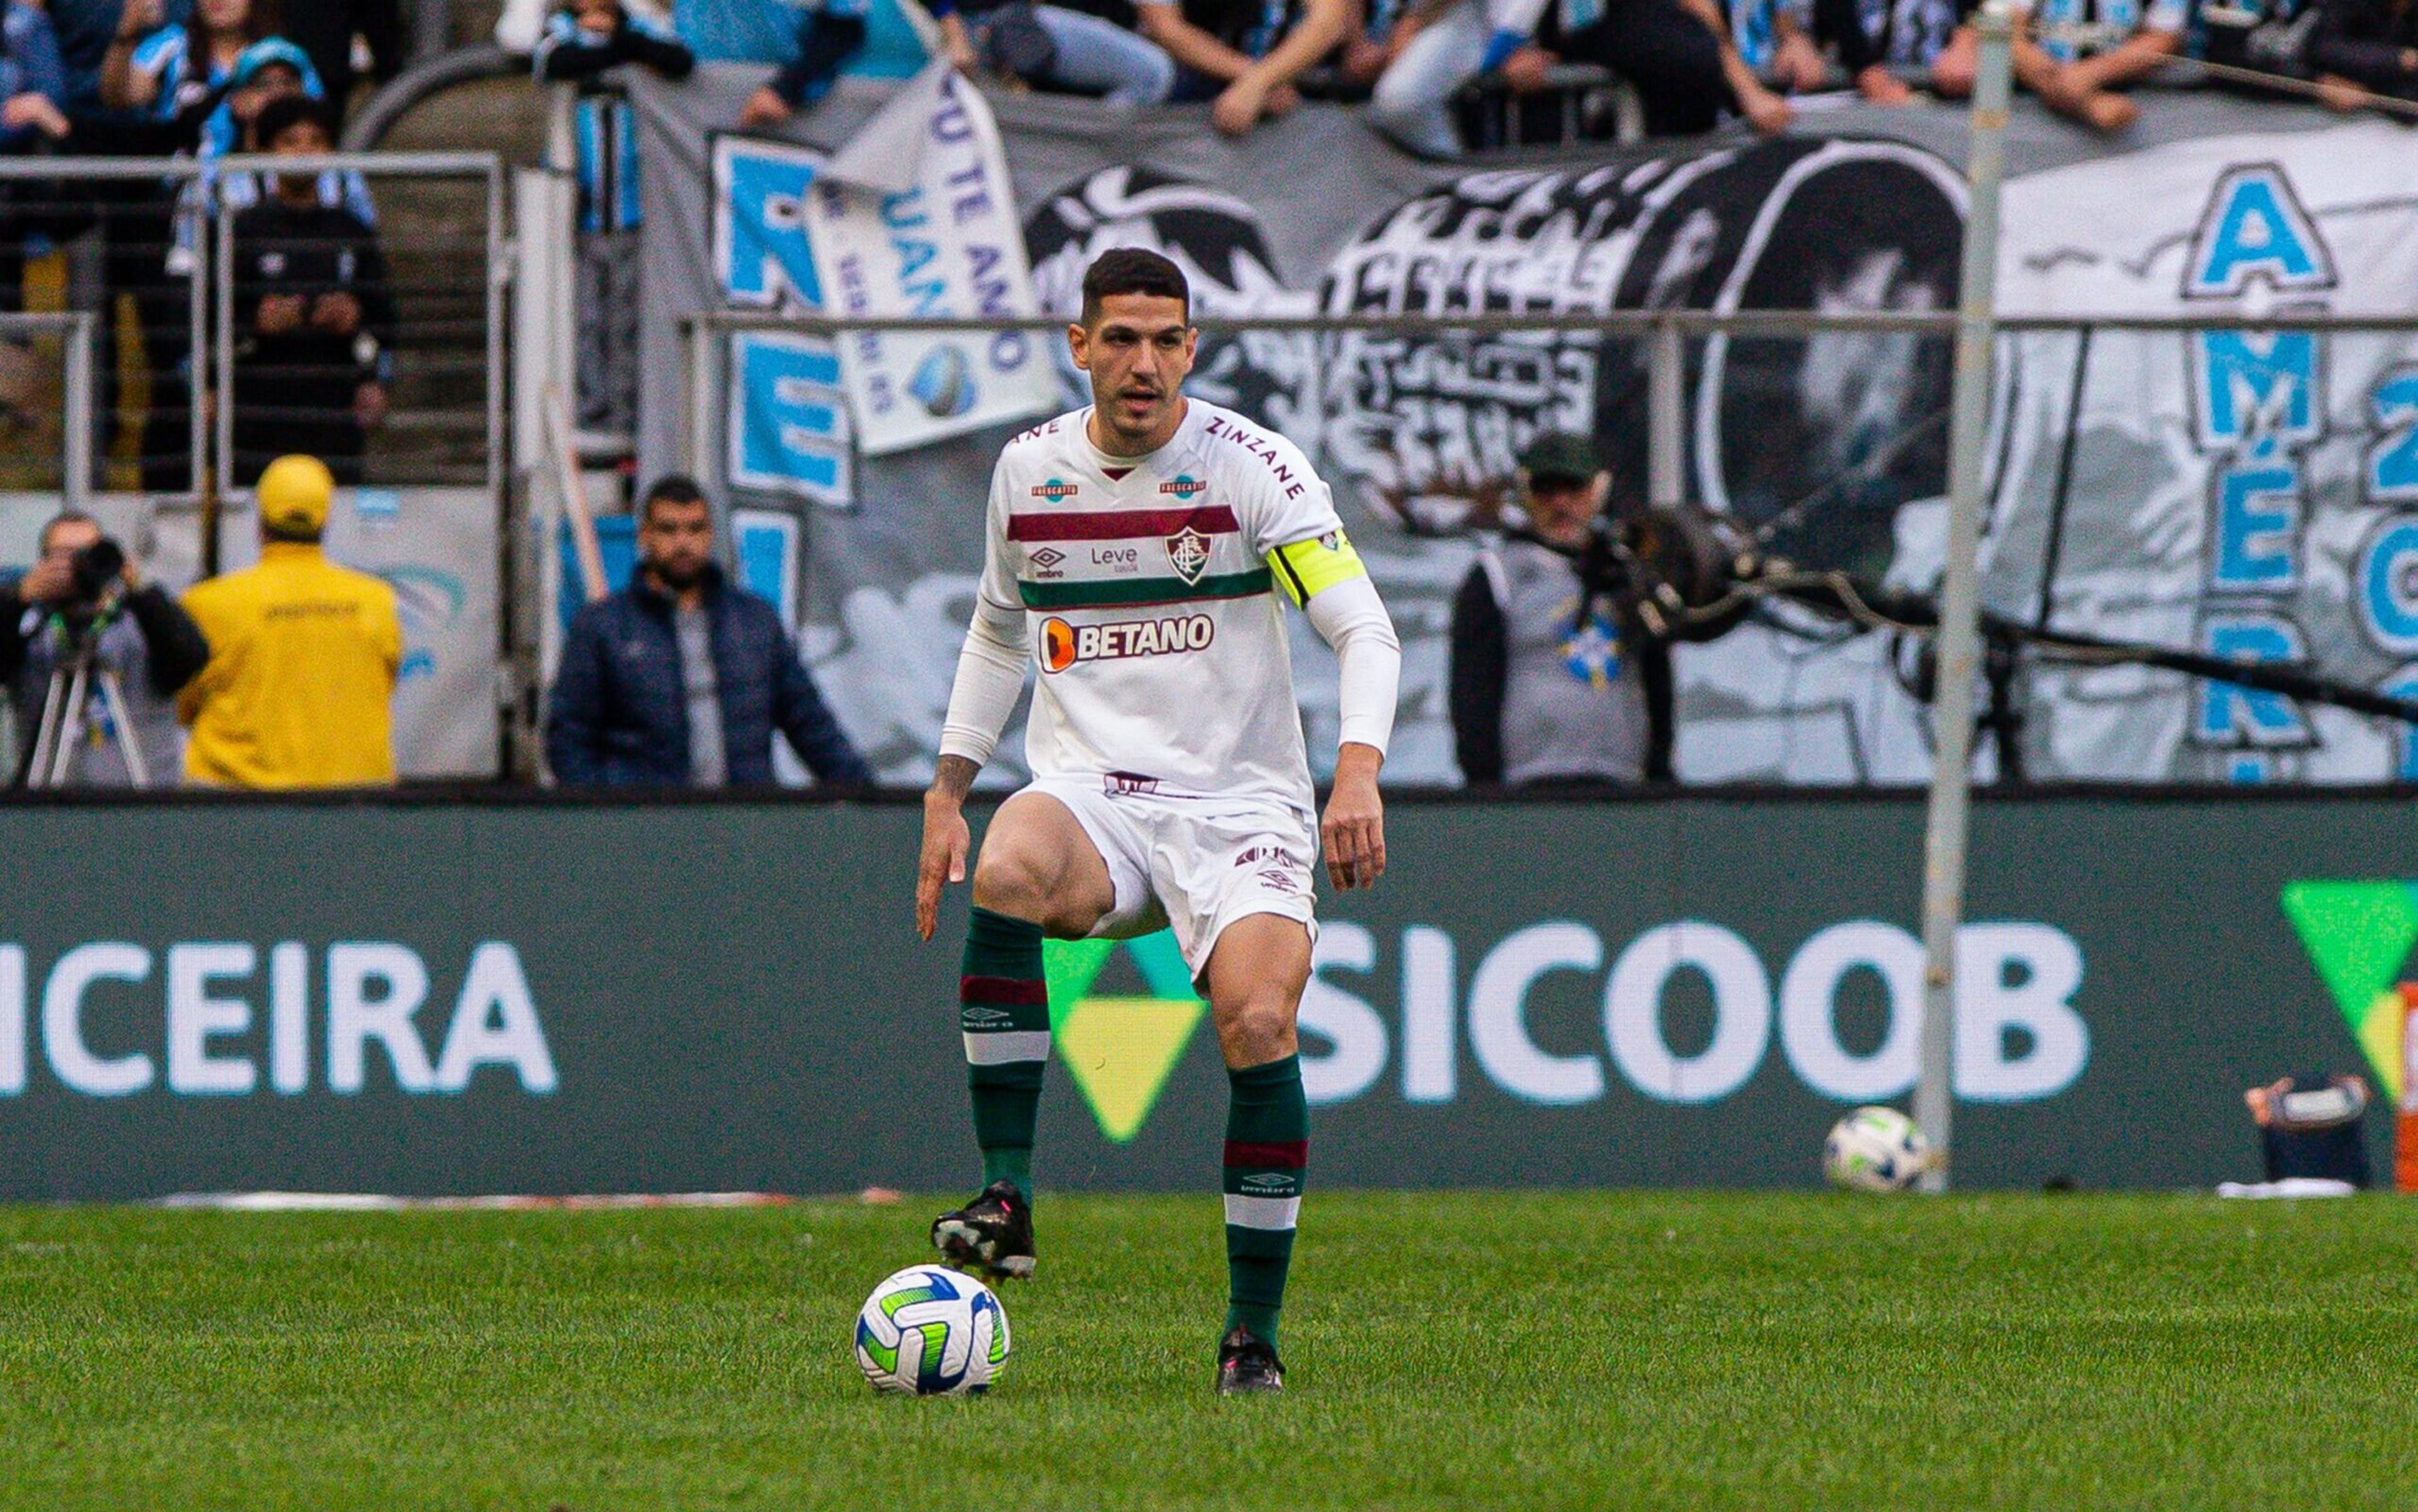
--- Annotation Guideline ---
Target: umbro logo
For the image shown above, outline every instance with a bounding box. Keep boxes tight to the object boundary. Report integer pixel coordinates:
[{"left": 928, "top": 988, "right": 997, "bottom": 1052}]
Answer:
[
  {"left": 962, "top": 1006, "right": 1010, "bottom": 1025},
  {"left": 1238, "top": 1173, "right": 1298, "bottom": 1197},
  {"left": 1030, "top": 547, "right": 1067, "bottom": 569}
]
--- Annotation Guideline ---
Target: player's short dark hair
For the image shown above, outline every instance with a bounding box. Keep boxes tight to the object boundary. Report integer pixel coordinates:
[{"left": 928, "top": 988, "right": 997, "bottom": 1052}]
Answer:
[
  {"left": 1081, "top": 248, "right": 1189, "bottom": 326},
  {"left": 640, "top": 474, "right": 712, "bottom": 523},
  {"left": 252, "top": 93, "right": 332, "bottom": 152}
]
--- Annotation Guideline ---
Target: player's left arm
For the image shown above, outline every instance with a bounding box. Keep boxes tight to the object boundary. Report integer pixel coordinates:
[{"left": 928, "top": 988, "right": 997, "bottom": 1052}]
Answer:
[{"left": 1269, "top": 524, "right": 1401, "bottom": 891}]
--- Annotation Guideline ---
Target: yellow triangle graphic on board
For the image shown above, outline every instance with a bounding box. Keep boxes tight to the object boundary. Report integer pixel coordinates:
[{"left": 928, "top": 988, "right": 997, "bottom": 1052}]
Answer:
[{"left": 1054, "top": 995, "right": 1208, "bottom": 1143}]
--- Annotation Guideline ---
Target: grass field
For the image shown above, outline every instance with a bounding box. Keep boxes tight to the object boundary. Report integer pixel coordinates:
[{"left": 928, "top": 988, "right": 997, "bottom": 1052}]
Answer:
[{"left": 4, "top": 1191, "right": 2416, "bottom": 1510}]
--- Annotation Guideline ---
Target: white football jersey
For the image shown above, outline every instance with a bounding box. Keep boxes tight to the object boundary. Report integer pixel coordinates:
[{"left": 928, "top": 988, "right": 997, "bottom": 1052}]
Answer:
[{"left": 975, "top": 399, "right": 1349, "bottom": 810}]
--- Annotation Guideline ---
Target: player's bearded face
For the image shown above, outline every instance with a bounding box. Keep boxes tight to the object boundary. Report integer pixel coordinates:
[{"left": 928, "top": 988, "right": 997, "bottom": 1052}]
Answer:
[{"left": 1071, "top": 295, "right": 1196, "bottom": 451}]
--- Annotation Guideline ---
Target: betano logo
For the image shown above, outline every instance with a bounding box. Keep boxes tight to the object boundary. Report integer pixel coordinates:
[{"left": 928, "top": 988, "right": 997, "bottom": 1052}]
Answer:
[
  {"left": 2281, "top": 880, "right": 2418, "bottom": 1099},
  {"left": 1043, "top": 932, "right": 1203, "bottom": 1142}
]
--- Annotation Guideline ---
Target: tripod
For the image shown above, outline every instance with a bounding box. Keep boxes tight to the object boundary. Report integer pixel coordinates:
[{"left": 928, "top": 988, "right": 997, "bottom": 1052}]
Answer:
[{"left": 25, "top": 605, "right": 150, "bottom": 789}]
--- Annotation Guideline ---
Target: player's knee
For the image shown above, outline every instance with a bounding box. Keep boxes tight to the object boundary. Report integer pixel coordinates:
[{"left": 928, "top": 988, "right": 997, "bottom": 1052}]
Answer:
[
  {"left": 971, "top": 843, "right": 1057, "bottom": 919},
  {"left": 1214, "top": 993, "right": 1300, "bottom": 1064}
]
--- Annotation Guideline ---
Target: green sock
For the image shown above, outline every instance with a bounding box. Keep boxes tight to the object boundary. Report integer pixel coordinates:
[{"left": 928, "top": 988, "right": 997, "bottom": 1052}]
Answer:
[
  {"left": 961, "top": 906, "right": 1048, "bottom": 1203},
  {"left": 1222, "top": 1053, "right": 1306, "bottom": 1348}
]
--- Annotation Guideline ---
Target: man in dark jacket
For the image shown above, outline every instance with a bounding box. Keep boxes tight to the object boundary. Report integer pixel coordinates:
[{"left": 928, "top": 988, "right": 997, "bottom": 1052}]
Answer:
[
  {"left": 545, "top": 475, "right": 875, "bottom": 789},
  {"left": 1449, "top": 433, "right": 1672, "bottom": 791}
]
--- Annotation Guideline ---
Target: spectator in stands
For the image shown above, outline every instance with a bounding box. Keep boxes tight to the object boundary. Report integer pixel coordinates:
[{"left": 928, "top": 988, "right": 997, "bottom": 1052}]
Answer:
[
  {"left": 50, "top": 0, "right": 179, "bottom": 114},
  {"left": 2307, "top": 0, "right": 2418, "bottom": 107},
  {"left": 278, "top": 0, "right": 398, "bottom": 127},
  {"left": 1733, "top": 0, "right": 1834, "bottom": 93},
  {"left": 1929, "top": 0, "right": 2182, "bottom": 130},
  {"left": 1, "top": 1, "right": 69, "bottom": 146},
  {"left": 1802, "top": 0, "right": 1970, "bottom": 103},
  {"left": 178, "top": 453, "right": 402, "bottom": 789},
  {"left": 535, "top": 0, "right": 694, "bottom": 82},
  {"left": 103, "top": 0, "right": 321, "bottom": 490},
  {"left": 1449, "top": 433, "right": 1671, "bottom": 791},
  {"left": 0, "top": 508, "right": 210, "bottom": 786},
  {"left": 215, "top": 40, "right": 376, "bottom": 224},
  {"left": 1337, "top": 0, "right": 1412, "bottom": 85},
  {"left": 1130, "top": 0, "right": 1354, "bottom": 135},
  {"left": 229, "top": 94, "right": 394, "bottom": 486},
  {"left": 681, "top": 0, "right": 931, "bottom": 95},
  {"left": 737, "top": 0, "right": 882, "bottom": 125},
  {"left": 546, "top": 475, "right": 874, "bottom": 790},
  {"left": 1370, "top": 0, "right": 1791, "bottom": 157},
  {"left": 0, "top": 0, "right": 71, "bottom": 422},
  {"left": 101, "top": 0, "right": 292, "bottom": 123},
  {"left": 929, "top": 0, "right": 1175, "bottom": 106},
  {"left": 535, "top": 0, "right": 693, "bottom": 433}
]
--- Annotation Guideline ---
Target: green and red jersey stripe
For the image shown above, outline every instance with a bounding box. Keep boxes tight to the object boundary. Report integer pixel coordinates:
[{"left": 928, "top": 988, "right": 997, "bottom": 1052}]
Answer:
[
  {"left": 1008, "top": 506, "right": 1239, "bottom": 542},
  {"left": 1016, "top": 569, "right": 1272, "bottom": 610}
]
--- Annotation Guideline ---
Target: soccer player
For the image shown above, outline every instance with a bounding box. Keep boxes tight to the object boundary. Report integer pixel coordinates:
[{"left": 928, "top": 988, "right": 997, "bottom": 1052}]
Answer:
[{"left": 914, "top": 247, "right": 1400, "bottom": 1396}]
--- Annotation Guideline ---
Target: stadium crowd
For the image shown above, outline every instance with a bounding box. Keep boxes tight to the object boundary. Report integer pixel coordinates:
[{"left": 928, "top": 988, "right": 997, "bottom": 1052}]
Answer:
[
  {"left": 523, "top": 0, "right": 2415, "bottom": 152},
  {"left": 0, "top": 0, "right": 2405, "bottom": 486}
]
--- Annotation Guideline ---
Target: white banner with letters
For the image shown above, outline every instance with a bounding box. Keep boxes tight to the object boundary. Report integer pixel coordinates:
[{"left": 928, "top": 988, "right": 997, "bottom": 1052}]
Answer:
[
  {"left": 1992, "top": 120, "right": 2418, "bottom": 785},
  {"left": 803, "top": 65, "right": 1055, "bottom": 457}
]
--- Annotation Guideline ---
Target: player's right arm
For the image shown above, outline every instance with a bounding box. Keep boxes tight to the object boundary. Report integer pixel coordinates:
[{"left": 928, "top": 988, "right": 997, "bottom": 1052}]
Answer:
[{"left": 917, "top": 460, "right": 1031, "bottom": 940}]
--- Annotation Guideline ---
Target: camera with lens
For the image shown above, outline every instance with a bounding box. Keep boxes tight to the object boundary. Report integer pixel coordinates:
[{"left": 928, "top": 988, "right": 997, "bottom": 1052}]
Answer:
[
  {"left": 1577, "top": 505, "right": 1755, "bottom": 644},
  {"left": 64, "top": 538, "right": 127, "bottom": 610}
]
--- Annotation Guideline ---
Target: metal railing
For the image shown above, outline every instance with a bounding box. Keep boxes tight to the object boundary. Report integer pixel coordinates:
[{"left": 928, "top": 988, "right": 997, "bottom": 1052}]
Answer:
[
  {"left": 0, "top": 151, "right": 504, "bottom": 499},
  {"left": 681, "top": 305, "right": 2418, "bottom": 514},
  {"left": 0, "top": 311, "right": 98, "bottom": 507}
]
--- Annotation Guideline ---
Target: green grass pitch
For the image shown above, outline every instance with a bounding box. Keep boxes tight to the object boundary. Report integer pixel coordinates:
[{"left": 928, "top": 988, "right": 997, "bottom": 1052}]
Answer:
[{"left": 4, "top": 1191, "right": 2415, "bottom": 1509}]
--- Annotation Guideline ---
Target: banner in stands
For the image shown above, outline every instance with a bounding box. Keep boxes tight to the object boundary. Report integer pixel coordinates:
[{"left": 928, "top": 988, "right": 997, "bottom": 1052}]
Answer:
[
  {"left": 629, "top": 81, "right": 2418, "bottom": 788},
  {"left": 0, "top": 794, "right": 2394, "bottom": 1200},
  {"left": 803, "top": 65, "right": 1057, "bottom": 455}
]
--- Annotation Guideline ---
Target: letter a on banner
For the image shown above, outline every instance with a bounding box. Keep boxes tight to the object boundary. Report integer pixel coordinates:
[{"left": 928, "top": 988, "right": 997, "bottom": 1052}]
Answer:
[{"left": 803, "top": 65, "right": 1056, "bottom": 455}]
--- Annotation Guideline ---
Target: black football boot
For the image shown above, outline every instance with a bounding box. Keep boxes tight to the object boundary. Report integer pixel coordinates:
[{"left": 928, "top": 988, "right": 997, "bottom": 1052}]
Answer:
[
  {"left": 929, "top": 1179, "right": 1037, "bottom": 1280},
  {"left": 1215, "top": 1325, "right": 1285, "bottom": 1395}
]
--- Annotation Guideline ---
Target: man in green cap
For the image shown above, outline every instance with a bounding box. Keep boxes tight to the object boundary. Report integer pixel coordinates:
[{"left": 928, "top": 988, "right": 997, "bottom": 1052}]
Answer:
[{"left": 1448, "top": 430, "right": 1672, "bottom": 790}]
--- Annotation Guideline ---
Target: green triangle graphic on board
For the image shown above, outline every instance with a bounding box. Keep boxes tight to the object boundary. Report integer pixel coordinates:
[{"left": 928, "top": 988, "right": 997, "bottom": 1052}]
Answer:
[
  {"left": 2279, "top": 880, "right": 2418, "bottom": 1100},
  {"left": 1043, "top": 932, "right": 1205, "bottom": 1143}
]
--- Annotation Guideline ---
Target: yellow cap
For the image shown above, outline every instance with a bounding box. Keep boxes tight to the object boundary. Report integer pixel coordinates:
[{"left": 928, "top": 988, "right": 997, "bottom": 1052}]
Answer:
[{"left": 258, "top": 455, "right": 335, "bottom": 537}]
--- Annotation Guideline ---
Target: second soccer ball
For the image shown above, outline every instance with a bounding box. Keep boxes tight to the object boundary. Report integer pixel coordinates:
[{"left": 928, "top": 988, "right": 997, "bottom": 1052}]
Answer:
[{"left": 1823, "top": 1106, "right": 1930, "bottom": 1192}]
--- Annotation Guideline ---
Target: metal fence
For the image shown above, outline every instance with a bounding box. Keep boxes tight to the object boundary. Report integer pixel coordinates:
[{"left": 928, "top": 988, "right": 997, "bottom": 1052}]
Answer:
[
  {"left": 676, "top": 306, "right": 2418, "bottom": 790},
  {"left": 0, "top": 152, "right": 502, "bottom": 499},
  {"left": 0, "top": 311, "right": 97, "bottom": 505}
]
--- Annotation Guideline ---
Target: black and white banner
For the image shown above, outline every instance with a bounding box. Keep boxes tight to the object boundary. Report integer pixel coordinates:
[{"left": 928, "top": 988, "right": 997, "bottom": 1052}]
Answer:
[{"left": 628, "top": 76, "right": 2418, "bottom": 788}]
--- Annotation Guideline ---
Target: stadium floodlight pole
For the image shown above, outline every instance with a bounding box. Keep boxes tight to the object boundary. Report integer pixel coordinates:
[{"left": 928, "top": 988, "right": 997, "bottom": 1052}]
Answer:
[{"left": 1914, "top": 0, "right": 2014, "bottom": 1195}]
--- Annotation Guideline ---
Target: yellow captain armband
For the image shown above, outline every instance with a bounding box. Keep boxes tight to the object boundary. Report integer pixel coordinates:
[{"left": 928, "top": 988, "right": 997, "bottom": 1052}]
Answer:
[{"left": 1267, "top": 529, "right": 1368, "bottom": 606}]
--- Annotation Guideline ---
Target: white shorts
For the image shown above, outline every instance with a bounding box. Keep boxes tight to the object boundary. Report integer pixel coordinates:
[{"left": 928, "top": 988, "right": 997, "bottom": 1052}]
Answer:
[{"left": 1023, "top": 775, "right": 1319, "bottom": 980}]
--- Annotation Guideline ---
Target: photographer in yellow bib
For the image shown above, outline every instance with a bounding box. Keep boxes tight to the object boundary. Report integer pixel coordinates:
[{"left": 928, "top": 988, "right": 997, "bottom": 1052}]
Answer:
[{"left": 178, "top": 456, "right": 403, "bottom": 788}]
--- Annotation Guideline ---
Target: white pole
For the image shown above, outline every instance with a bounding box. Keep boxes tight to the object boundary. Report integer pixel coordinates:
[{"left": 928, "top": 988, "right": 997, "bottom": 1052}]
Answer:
[
  {"left": 63, "top": 312, "right": 94, "bottom": 508},
  {"left": 1914, "top": 0, "right": 2015, "bottom": 1193},
  {"left": 1647, "top": 316, "right": 1684, "bottom": 511}
]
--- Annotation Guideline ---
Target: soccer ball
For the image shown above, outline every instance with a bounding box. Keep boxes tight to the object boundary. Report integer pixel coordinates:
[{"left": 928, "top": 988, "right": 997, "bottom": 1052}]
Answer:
[
  {"left": 1823, "top": 1106, "right": 1929, "bottom": 1192},
  {"left": 854, "top": 1265, "right": 1011, "bottom": 1395}
]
